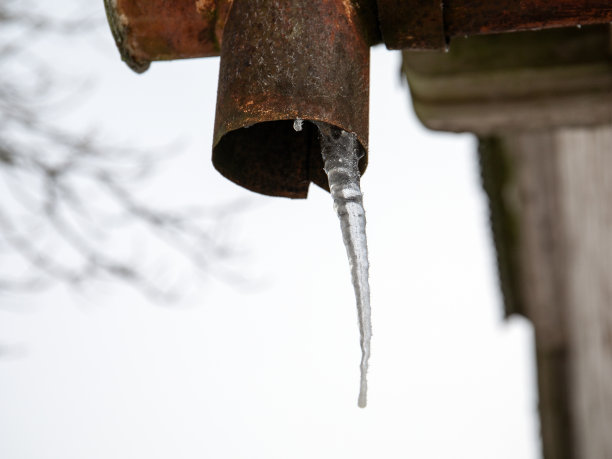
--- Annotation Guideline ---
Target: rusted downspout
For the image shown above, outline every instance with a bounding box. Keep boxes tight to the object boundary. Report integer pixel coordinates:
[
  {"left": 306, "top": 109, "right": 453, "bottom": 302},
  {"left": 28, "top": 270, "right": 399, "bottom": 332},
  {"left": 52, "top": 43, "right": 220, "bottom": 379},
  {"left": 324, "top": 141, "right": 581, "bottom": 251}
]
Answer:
[
  {"left": 104, "top": 0, "right": 378, "bottom": 198},
  {"left": 212, "top": 0, "right": 377, "bottom": 198},
  {"left": 104, "top": 2, "right": 612, "bottom": 193}
]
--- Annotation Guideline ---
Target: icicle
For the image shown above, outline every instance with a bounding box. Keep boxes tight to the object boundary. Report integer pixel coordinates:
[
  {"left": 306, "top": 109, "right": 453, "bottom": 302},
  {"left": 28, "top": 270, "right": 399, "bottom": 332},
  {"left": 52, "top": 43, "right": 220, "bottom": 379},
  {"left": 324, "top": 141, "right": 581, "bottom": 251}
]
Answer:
[
  {"left": 316, "top": 122, "right": 372, "bottom": 408},
  {"left": 293, "top": 118, "right": 304, "bottom": 132}
]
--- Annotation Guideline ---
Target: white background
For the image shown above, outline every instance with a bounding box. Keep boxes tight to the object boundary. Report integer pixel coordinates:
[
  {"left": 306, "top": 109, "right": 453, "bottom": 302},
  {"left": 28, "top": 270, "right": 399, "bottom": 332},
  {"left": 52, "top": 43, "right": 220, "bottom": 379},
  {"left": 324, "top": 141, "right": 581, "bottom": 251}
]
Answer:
[{"left": 0, "top": 1, "right": 539, "bottom": 458}]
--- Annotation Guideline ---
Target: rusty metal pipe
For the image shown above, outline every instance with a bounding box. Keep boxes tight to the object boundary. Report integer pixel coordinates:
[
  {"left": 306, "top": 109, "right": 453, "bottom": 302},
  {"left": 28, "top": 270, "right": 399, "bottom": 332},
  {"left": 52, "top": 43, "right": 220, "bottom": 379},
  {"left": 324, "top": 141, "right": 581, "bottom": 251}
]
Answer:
[
  {"left": 103, "top": 0, "right": 233, "bottom": 72},
  {"left": 211, "top": 0, "right": 373, "bottom": 198},
  {"left": 377, "top": 0, "right": 446, "bottom": 50},
  {"left": 106, "top": 0, "right": 612, "bottom": 65},
  {"left": 443, "top": 0, "right": 612, "bottom": 39},
  {"left": 378, "top": 0, "right": 612, "bottom": 50}
]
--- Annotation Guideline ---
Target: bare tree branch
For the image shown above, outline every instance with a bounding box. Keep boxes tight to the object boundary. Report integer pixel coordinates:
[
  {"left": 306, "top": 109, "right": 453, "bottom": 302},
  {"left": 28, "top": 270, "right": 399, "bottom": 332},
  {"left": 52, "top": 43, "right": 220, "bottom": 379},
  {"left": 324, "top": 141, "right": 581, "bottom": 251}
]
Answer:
[{"left": 0, "top": 1, "right": 248, "bottom": 300}]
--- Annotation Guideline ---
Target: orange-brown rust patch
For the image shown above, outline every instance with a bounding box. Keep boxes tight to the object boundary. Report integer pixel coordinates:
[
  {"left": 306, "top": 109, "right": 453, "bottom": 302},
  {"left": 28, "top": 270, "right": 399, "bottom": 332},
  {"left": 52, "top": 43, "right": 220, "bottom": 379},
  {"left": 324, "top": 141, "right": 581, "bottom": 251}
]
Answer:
[
  {"left": 195, "top": 0, "right": 215, "bottom": 15},
  {"left": 110, "top": 0, "right": 225, "bottom": 68},
  {"left": 212, "top": 0, "right": 370, "bottom": 198}
]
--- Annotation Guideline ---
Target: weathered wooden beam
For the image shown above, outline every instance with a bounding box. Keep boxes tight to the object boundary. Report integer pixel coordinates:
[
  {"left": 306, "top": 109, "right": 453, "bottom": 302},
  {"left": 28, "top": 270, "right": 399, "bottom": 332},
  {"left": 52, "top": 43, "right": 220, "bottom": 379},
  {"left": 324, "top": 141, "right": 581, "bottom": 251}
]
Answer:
[
  {"left": 403, "top": 25, "right": 612, "bottom": 134},
  {"left": 554, "top": 127, "right": 612, "bottom": 459},
  {"left": 480, "top": 134, "right": 574, "bottom": 459},
  {"left": 479, "top": 127, "right": 612, "bottom": 459}
]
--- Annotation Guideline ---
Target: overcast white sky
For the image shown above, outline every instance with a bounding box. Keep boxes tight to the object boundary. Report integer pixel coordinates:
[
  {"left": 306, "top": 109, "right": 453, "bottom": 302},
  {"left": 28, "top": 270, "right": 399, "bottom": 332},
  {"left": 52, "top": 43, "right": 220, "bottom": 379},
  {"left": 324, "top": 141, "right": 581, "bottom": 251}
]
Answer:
[{"left": 0, "top": 1, "right": 540, "bottom": 458}]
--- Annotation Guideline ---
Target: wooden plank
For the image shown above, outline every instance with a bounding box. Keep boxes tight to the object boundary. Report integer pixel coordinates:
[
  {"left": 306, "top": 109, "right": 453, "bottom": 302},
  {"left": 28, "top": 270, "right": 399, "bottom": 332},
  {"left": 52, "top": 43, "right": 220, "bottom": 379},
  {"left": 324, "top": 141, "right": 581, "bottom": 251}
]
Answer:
[
  {"left": 556, "top": 127, "right": 612, "bottom": 459},
  {"left": 481, "top": 133, "right": 574, "bottom": 459},
  {"left": 403, "top": 25, "right": 612, "bottom": 135},
  {"left": 479, "top": 127, "right": 612, "bottom": 458}
]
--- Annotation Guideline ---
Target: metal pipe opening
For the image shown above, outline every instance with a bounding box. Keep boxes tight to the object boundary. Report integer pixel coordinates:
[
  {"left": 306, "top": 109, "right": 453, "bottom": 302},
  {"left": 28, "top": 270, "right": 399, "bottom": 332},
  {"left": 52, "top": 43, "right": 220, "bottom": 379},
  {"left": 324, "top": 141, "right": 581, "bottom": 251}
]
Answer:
[{"left": 212, "top": 0, "right": 374, "bottom": 198}]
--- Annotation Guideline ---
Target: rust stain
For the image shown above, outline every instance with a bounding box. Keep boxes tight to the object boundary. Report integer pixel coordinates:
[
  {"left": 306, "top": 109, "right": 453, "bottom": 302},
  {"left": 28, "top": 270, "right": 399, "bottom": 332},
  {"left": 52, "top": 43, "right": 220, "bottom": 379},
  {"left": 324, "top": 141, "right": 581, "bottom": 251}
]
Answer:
[
  {"left": 378, "top": 0, "right": 612, "bottom": 50},
  {"left": 212, "top": 0, "right": 371, "bottom": 198},
  {"left": 443, "top": 0, "right": 612, "bottom": 37},
  {"left": 195, "top": 0, "right": 215, "bottom": 15},
  {"left": 105, "top": 0, "right": 233, "bottom": 72},
  {"left": 378, "top": 0, "right": 446, "bottom": 50}
]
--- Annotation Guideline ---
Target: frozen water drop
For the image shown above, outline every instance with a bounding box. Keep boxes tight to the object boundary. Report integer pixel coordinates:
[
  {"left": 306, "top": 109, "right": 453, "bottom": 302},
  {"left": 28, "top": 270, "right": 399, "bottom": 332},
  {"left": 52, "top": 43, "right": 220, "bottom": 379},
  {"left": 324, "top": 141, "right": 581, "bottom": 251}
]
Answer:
[
  {"left": 316, "top": 122, "right": 371, "bottom": 408},
  {"left": 293, "top": 118, "right": 303, "bottom": 132}
]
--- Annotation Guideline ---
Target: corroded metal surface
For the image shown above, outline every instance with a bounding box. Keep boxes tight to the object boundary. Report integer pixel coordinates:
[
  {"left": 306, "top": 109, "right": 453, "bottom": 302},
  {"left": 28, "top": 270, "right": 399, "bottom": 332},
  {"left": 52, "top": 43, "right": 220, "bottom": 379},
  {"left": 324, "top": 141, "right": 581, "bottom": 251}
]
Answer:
[
  {"left": 377, "top": 0, "right": 445, "bottom": 50},
  {"left": 104, "top": 0, "right": 378, "bottom": 73},
  {"left": 444, "top": 0, "right": 612, "bottom": 38},
  {"left": 212, "top": 0, "right": 372, "bottom": 198},
  {"left": 377, "top": 0, "right": 612, "bottom": 50},
  {"left": 105, "top": 0, "right": 612, "bottom": 67},
  {"left": 104, "top": 0, "right": 233, "bottom": 73}
]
